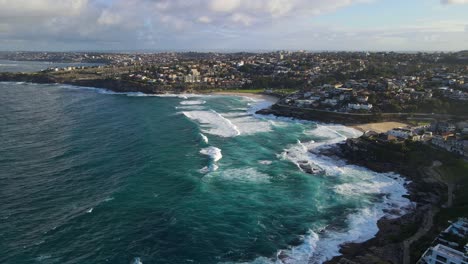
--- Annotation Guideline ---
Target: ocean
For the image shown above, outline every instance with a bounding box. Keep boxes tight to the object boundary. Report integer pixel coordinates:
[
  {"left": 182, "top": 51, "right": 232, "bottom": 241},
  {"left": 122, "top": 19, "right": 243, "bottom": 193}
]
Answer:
[{"left": 0, "top": 80, "right": 411, "bottom": 264}]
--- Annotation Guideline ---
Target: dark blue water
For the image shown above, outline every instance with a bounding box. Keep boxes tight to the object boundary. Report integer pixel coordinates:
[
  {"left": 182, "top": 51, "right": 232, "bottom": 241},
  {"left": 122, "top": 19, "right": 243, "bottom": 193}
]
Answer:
[{"left": 0, "top": 82, "right": 410, "bottom": 264}]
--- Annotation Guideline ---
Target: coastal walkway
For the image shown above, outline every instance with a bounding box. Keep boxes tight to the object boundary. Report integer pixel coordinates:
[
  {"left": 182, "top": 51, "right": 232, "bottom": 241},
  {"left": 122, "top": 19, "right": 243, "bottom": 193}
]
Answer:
[{"left": 402, "top": 206, "right": 439, "bottom": 264}]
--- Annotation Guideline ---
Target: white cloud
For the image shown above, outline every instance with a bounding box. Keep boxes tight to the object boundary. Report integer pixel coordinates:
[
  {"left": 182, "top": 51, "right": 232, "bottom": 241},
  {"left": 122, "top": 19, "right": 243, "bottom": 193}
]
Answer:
[
  {"left": 97, "top": 10, "right": 122, "bottom": 26},
  {"left": 441, "top": 0, "right": 468, "bottom": 4},
  {"left": 0, "top": 0, "right": 88, "bottom": 17},
  {"left": 197, "top": 16, "right": 212, "bottom": 24},
  {"left": 209, "top": 0, "right": 241, "bottom": 12},
  {"left": 0, "top": 0, "right": 466, "bottom": 51},
  {"left": 230, "top": 13, "right": 254, "bottom": 26}
]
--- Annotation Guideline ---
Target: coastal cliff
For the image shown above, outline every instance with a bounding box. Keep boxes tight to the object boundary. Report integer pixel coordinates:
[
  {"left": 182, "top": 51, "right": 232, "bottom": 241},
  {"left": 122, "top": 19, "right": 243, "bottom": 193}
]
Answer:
[
  {"left": 321, "top": 137, "right": 465, "bottom": 264},
  {"left": 0, "top": 72, "right": 182, "bottom": 94}
]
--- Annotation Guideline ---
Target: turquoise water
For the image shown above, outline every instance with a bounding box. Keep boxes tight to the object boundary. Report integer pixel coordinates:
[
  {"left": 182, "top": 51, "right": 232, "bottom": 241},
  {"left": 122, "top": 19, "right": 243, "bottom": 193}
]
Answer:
[{"left": 0, "top": 82, "right": 411, "bottom": 264}]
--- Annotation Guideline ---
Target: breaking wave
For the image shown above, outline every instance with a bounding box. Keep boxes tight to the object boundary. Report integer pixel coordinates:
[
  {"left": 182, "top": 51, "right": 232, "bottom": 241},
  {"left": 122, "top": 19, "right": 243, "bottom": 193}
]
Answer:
[
  {"left": 183, "top": 110, "right": 241, "bottom": 138},
  {"left": 199, "top": 147, "right": 223, "bottom": 173},
  {"left": 205, "top": 168, "right": 271, "bottom": 184},
  {"left": 269, "top": 124, "right": 412, "bottom": 264},
  {"left": 180, "top": 100, "right": 206, "bottom": 105},
  {"left": 200, "top": 133, "right": 209, "bottom": 144}
]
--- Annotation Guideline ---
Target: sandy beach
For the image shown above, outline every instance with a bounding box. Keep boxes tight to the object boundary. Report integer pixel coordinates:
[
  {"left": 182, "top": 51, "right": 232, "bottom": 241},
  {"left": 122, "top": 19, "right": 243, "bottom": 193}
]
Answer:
[
  {"left": 352, "top": 121, "right": 408, "bottom": 133},
  {"left": 211, "top": 92, "right": 279, "bottom": 103}
]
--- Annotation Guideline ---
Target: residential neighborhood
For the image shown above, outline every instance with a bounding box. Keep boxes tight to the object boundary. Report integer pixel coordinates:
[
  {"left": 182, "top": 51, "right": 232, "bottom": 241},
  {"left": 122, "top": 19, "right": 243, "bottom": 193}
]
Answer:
[{"left": 418, "top": 218, "right": 468, "bottom": 264}]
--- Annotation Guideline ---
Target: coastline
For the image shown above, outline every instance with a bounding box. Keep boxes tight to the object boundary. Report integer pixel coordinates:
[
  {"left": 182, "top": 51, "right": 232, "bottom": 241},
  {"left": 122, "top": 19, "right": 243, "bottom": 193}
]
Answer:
[
  {"left": 251, "top": 102, "right": 434, "bottom": 263},
  {"left": 351, "top": 121, "right": 409, "bottom": 133},
  {"left": 210, "top": 91, "right": 279, "bottom": 103},
  {"left": 2, "top": 79, "right": 433, "bottom": 263},
  {"left": 318, "top": 137, "right": 445, "bottom": 264},
  {"left": 0, "top": 71, "right": 281, "bottom": 104}
]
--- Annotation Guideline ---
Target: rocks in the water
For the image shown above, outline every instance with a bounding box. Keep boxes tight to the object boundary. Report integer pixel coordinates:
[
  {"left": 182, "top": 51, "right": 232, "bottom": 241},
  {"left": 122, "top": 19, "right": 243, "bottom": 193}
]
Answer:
[{"left": 298, "top": 160, "right": 324, "bottom": 175}]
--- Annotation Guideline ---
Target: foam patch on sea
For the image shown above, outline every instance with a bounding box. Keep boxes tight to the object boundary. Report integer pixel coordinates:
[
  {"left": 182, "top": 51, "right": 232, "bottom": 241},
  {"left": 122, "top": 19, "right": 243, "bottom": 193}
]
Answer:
[
  {"left": 183, "top": 110, "right": 241, "bottom": 137},
  {"left": 199, "top": 146, "right": 223, "bottom": 173},
  {"left": 204, "top": 168, "right": 271, "bottom": 184},
  {"left": 262, "top": 124, "right": 413, "bottom": 264}
]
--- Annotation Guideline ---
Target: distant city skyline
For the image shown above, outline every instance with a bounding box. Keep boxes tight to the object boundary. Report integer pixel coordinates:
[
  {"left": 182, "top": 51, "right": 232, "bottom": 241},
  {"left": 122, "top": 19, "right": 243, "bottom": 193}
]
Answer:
[{"left": 0, "top": 0, "right": 467, "bottom": 51}]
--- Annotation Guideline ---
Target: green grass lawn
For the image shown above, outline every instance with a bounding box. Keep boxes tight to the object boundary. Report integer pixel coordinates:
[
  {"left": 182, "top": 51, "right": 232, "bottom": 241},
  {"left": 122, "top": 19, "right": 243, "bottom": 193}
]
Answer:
[{"left": 438, "top": 159, "right": 468, "bottom": 184}]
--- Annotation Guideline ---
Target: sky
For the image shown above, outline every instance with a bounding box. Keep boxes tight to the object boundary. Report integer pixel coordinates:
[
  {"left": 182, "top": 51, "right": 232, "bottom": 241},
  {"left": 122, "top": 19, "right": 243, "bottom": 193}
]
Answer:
[{"left": 0, "top": 0, "right": 467, "bottom": 52}]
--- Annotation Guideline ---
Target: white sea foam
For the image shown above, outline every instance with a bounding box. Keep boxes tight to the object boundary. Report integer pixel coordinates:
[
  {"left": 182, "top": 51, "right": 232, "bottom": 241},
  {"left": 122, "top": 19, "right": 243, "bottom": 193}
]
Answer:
[
  {"left": 183, "top": 110, "right": 241, "bottom": 137},
  {"left": 268, "top": 124, "right": 412, "bottom": 264},
  {"left": 200, "top": 147, "right": 222, "bottom": 162},
  {"left": 155, "top": 93, "right": 207, "bottom": 98},
  {"left": 200, "top": 133, "right": 209, "bottom": 144},
  {"left": 199, "top": 147, "right": 222, "bottom": 173},
  {"left": 247, "top": 100, "right": 275, "bottom": 115},
  {"left": 132, "top": 257, "right": 143, "bottom": 264},
  {"left": 184, "top": 109, "right": 273, "bottom": 137},
  {"left": 258, "top": 160, "right": 273, "bottom": 165},
  {"left": 175, "top": 105, "right": 206, "bottom": 110},
  {"left": 228, "top": 115, "right": 273, "bottom": 135},
  {"left": 206, "top": 168, "right": 271, "bottom": 183},
  {"left": 180, "top": 100, "right": 206, "bottom": 105}
]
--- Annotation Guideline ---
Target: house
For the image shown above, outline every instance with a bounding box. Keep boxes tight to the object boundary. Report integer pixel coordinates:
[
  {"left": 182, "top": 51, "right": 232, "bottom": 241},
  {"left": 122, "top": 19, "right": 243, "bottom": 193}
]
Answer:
[
  {"left": 347, "top": 103, "right": 373, "bottom": 111},
  {"left": 418, "top": 218, "right": 468, "bottom": 264},
  {"left": 357, "top": 96, "right": 369, "bottom": 103},
  {"left": 418, "top": 244, "right": 467, "bottom": 264},
  {"left": 432, "top": 122, "right": 456, "bottom": 133},
  {"left": 432, "top": 136, "right": 465, "bottom": 155},
  {"left": 323, "top": 99, "right": 338, "bottom": 106},
  {"left": 462, "top": 128, "right": 468, "bottom": 135},
  {"left": 387, "top": 128, "right": 413, "bottom": 139},
  {"left": 464, "top": 141, "right": 468, "bottom": 158}
]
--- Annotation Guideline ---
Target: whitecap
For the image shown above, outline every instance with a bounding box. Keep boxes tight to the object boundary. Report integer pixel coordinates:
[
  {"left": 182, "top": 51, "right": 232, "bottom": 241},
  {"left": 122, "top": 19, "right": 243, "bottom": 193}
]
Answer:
[
  {"left": 269, "top": 123, "right": 411, "bottom": 264},
  {"left": 205, "top": 168, "right": 271, "bottom": 183},
  {"left": 199, "top": 147, "right": 222, "bottom": 173},
  {"left": 175, "top": 105, "right": 206, "bottom": 110},
  {"left": 180, "top": 100, "right": 206, "bottom": 105},
  {"left": 200, "top": 147, "right": 222, "bottom": 162},
  {"left": 258, "top": 160, "right": 273, "bottom": 165},
  {"left": 183, "top": 110, "right": 241, "bottom": 137},
  {"left": 132, "top": 257, "right": 143, "bottom": 264},
  {"left": 200, "top": 133, "right": 209, "bottom": 144}
]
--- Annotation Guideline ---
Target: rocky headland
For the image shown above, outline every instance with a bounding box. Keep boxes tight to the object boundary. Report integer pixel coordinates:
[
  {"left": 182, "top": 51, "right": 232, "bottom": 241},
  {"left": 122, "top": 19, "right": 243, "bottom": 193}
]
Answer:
[{"left": 319, "top": 137, "right": 451, "bottom": 264}]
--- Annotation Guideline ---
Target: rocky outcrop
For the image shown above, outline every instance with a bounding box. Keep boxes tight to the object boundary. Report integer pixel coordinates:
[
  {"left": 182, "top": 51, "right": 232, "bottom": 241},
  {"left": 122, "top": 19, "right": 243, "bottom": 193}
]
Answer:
[
  {"left": 0, "top": 72, "right": 57, "bottom": 84},
  {"left": 0, "top": 72, "right": 181, "bottom": 94},
  {"left": 321, "top": 139, "right": 446, "bottom": 264}
]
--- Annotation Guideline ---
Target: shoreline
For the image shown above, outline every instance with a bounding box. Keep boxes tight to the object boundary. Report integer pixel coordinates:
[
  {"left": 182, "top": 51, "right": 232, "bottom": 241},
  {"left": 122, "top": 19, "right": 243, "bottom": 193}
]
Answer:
[
  {"left": 318, "top": 136, "right": 445, "bottom": 264},
  {"left": 351, "top": 121, "right": 409, "bottom": 133},
  {"left": 250, "top": 107, "right": 430, "bottom": 263},
  {"left": 3, "top": 79, "right": 430, "bottom": 263},
  {"left": 209, "top": 91, "right": 280, "bottom": 103}
]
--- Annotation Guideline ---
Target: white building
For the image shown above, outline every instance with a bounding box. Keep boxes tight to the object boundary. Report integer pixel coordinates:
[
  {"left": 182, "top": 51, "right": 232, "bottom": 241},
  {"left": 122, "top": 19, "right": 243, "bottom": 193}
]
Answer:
[
  {"left": 418, "top": 244, "right": 467, "bottom": 264},
  {"left": 418, "top": 219, "right": 468, "bottom": 264},
  {"left": 347, "top": 103, "right": 373, "bottom": 111},
  {"left": 387, "top": 128, "right": 413, "bottom": 139},
  {"left": 323, "top": 99, "right": 338, "bottom": 106}
]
